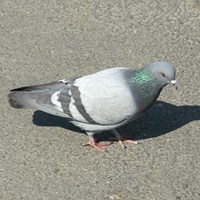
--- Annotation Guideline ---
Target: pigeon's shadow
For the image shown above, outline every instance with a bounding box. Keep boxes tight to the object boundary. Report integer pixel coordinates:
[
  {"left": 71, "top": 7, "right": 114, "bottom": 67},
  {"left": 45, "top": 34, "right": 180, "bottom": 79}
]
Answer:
[{"left": 33, "top": 101, "right": 200, "bottom": 142}]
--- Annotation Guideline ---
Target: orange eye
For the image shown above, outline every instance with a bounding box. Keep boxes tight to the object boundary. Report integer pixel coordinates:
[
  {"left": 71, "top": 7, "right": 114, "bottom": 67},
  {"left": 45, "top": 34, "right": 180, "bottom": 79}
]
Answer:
[{"left": 161, "top": 72, "right": 166, "bottom": 77}]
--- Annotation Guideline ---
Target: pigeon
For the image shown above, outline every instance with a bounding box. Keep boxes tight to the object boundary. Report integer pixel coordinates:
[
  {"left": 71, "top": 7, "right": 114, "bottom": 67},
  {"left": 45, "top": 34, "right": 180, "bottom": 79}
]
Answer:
[{"left": 8, "top": 61, "right": 177, "bottom": 151}]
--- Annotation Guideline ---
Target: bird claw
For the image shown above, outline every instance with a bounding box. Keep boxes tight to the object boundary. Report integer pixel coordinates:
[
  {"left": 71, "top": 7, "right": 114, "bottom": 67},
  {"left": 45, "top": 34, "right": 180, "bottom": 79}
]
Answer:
[
  {"left": 118, "top": 139, "right": 138, "bottom": 149},
  {"left": 83, "top": 140, "right": 111, "bottom": 151},
  {"left": 111, "top": 129, "right": 138, "bottom": 149}
]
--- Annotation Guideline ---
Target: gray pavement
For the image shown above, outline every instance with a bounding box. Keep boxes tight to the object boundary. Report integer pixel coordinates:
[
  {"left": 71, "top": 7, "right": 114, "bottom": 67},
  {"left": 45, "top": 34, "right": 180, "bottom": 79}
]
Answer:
[{"left": 0, "top": 0, "right": 200, "bottom": 199}]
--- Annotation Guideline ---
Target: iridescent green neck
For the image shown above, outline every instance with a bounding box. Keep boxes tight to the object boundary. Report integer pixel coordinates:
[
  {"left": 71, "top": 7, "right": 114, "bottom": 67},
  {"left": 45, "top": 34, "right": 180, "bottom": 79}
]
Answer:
[
  {"left": 129, "top": 69, "right": 153, "bottom": 85},
  {"left": 128, "top": 68, "right": 162, "bottom": 109}
]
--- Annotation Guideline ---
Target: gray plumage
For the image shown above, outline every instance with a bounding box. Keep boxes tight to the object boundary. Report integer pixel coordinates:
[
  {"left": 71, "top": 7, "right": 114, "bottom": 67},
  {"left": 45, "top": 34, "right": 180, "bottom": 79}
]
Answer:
[{"left": 8, "top": 60, "right": 177, "bottom": 150}]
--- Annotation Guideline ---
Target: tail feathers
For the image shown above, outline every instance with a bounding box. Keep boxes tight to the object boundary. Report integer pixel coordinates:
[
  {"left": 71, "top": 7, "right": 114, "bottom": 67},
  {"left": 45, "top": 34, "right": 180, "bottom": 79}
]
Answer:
[
  {"left": 8, "top": 91, "right": 36, "bottom": 109},
  {"left": 8, "top": 81, "right": 65, "bottom": 109}
]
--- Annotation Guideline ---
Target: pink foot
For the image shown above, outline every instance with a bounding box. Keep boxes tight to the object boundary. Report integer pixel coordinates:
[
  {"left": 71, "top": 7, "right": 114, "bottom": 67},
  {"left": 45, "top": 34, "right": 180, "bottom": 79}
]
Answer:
[
  {"left": 83, "top": 139, "right": 111, "bottom": 151},
  {"left": 118, "top": 139, "right": 138, "bottom": 149},
  {"left": 111, "top": 129, "right": 138, "bottom": 149}
]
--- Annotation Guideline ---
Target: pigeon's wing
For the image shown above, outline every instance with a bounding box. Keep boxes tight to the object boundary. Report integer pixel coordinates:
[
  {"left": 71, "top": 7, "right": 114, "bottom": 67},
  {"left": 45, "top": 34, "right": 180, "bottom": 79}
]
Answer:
[{"left": 66, "top": 67, "right": 138, "bottom": 125}]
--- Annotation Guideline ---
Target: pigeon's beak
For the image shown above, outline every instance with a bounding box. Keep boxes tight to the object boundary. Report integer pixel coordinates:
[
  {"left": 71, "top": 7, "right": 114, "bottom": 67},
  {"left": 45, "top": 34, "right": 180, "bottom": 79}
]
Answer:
[{"left": 170, "top": 80, "right": 178, "bottom": 90}]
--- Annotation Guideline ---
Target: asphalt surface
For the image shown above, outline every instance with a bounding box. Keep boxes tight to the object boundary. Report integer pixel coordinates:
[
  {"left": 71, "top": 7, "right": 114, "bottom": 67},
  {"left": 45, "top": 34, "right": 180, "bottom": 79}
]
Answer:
[{"left": 1, "top": 0, "right": 200, "bottom": 199}]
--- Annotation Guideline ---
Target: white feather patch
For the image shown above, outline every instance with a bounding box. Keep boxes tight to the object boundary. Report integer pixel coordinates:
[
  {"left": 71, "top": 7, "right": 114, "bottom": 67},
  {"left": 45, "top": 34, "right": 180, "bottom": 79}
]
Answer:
[{"left": 51, "top": 91, "right": 63, "bottom": 112}]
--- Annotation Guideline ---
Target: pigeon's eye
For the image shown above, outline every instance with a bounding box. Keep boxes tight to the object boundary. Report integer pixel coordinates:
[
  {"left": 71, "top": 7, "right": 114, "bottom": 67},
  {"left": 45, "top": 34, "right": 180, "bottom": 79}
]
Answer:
[{"left": 161, "top": 72, "right": 166, "bottom": 77}]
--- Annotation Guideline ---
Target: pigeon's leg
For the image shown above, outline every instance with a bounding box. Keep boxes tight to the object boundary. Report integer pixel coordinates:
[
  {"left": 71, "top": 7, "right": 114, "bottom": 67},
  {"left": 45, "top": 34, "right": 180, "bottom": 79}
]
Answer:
[
  {"left": 83, "top": 132, "right": 110, "bottom": 151},
  {"left": 112, "top": 129, "right": 138, "bottom": 149}
]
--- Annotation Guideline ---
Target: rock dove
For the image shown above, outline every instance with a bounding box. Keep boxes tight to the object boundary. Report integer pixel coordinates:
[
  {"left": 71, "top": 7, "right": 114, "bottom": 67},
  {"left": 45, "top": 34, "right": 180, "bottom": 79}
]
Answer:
[{"left": 8, "top": 61, "right": 177, "bottom": 151}]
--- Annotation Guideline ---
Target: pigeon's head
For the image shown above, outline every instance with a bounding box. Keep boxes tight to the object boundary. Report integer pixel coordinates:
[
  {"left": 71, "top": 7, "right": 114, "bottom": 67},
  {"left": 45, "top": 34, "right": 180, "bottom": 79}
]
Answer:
[{"left": 147, "top": 60, "right": 177, "bottom": 89}]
